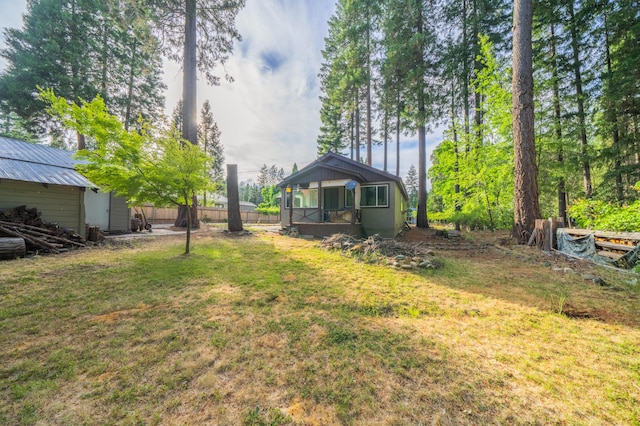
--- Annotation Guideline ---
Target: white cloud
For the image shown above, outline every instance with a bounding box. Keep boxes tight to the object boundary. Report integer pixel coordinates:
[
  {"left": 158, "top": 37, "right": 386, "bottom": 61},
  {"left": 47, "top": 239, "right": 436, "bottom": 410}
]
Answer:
[
  {"left": 164, "top": 0, "right": 337, "bottom": 179},
  {"left": 1, "top": 0, "right": 441, "bottom": 184},
  {"left": 0, "top": 0, "right": 27, "bottom": 72}
]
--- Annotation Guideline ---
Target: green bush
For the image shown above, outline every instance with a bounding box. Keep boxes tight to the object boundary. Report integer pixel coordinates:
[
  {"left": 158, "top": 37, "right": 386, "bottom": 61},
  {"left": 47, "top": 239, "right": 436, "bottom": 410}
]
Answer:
[
  {"left": 256, "top": 206, "right": 280, "bottom": 216},
  {"left": 428, "top": 204, "right": 513, "bottom": 231},
  {"left": 568, "top": 199, "right": 640, "bottom": 232}
]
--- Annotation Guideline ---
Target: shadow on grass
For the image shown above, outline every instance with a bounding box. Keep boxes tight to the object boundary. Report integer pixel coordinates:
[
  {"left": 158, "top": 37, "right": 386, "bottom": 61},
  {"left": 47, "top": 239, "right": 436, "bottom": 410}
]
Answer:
[
  {"left": 403, "top": 248, "right": 640, "bottom": 327},
  {"left": 1, "top": 233, "right": 638, "bottom": 424}
]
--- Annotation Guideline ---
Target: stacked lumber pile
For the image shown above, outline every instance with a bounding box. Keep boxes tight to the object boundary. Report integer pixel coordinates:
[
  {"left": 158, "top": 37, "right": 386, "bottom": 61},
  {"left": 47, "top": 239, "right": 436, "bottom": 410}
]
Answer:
[
  {"left": 0, "top": 205, "right": 86, "bottom": 255},
  {"left": 562, "top": 228, "right": 640, "bottom": 261}
]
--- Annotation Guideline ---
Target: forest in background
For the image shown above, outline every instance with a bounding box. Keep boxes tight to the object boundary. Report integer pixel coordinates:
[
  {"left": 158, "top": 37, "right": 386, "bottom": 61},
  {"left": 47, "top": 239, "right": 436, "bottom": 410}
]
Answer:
[
  {"left": 1, "top": 0, "right": 639, "bottom": 231},
  {"left": 0, "top": 0, "right": 232, "bottom": 203},
  {"left": 317, "top": 0, "right": 640, "bottom": 231}
]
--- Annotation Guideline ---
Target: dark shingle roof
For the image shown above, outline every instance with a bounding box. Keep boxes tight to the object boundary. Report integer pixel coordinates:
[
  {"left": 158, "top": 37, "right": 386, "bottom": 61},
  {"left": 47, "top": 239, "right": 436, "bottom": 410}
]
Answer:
[{"left": 278, "top": 152, "right": 409, "bottom": 200}]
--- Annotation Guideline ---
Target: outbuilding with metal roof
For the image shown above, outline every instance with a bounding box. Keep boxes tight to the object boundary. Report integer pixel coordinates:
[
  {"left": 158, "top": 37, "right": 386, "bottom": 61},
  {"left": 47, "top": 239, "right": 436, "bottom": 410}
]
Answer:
[{"left": 0, "top": 137, "right": 130, "bottom": 238}]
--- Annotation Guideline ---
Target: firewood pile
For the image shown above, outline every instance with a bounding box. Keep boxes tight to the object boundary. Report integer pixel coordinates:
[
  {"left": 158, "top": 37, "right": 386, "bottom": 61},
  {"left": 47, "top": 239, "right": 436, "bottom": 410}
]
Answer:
[
  {"left": 0, "top": 205, "right": 86, "bottom": 254},
  {"left": 321, "top": 233, "right": 444, "bottom": 270},
  {"left": 561, "top": 228, "right": 640, "bottom": 260}
]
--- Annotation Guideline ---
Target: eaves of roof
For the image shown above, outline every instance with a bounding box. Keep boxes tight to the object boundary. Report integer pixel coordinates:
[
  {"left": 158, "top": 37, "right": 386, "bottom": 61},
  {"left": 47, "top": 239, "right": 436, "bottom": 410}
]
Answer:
[
  {"left": 277, "top": 152, "right": 409, "bottom": 200},
  {"left": 0, "top": 158, "right": 94, "bottom": 187},
  {"left": 0, "top": 137, "right": 94, "bottom": 188}
]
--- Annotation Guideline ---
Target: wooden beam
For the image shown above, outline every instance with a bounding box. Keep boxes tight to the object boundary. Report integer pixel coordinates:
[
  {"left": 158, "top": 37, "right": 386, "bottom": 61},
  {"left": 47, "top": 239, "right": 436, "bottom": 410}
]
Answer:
[
  {"left": 595, "top": 241, "right": 634, "bottom": 252},
  {"left": 318, "top": 181, "right": 322, "bottom": 223},
  {"left": 563, "top": 228, "right": 640, "bottom": 242},
  {"left": 597, "top": 250, "right": 623, "bottom": 260}
]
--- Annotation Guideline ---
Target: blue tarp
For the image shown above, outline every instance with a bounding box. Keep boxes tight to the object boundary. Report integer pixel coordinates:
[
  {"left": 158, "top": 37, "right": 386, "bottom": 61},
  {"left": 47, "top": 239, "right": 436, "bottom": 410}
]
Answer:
[{"left": 556, "top": 229, "right": 640, "bottom": 269}]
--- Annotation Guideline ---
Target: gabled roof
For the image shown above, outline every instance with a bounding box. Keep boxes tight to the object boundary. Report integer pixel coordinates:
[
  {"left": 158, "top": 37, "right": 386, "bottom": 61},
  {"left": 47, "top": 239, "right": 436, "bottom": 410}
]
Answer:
[
  {"left": 278, "top": 152, "right": 408, "bottom": 200},
  {"left": 211, "top": 194, "right": 257, "bottom": 208},
  {"left": 0, "top": 137, "right": 94, "bottom": 187}
]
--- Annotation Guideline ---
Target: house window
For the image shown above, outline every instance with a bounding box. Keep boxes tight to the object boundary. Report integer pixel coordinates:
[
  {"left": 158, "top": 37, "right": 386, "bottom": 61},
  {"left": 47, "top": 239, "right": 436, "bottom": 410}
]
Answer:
[
  {"left": 361, "top": 184, "right": 389, "bottom": 208},
  {"left": 285, "top": 188, "right": 318, "bottom": 208},
  {"left": 345, "top": 188, "right": 354, "bottom": 208}
]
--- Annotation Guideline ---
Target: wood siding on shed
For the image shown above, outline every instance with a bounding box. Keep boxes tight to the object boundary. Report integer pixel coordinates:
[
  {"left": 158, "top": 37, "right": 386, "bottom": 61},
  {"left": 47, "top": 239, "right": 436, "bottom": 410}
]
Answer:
[
  {"left": 109, "top": 193, "right": 131, "bottom": 232},
  {"left": 0, "top": 179, "right": 85, "bottom": 238}
]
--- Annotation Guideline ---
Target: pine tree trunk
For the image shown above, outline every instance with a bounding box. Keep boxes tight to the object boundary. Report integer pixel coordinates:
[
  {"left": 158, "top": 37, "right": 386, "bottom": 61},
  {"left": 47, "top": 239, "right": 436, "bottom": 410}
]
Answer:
[
  {"left": 182, "top": 0, "right": 198, "bottom": 146},
  {"left": 365, "top": 4, "right": 372, "bottom": 167},
  {"left": 550, "top": 23, "right": 567, "bottom": 222},
  {"left": 124, "top": 39, "right": 137, "bottom": 132},
  {"left": 451, "top": 82, "right": 461, "bottom": 231},
  {"left": 472, "top": 0, "right": 483, "bottom": 148},
  {"left": 383, "top": 109, "right": 388, "bottom": 173},
  {"left": 462, "top": 0, "right": 470, "bottom": 141},
  {"left": 350, "top": 111, "right": 354, "bottom": 160},
  {"left": 227, "top": 164, "right": 243, "bottom": 232},
  {"left": 355, "top": 92, "right": 360, "bottom": 163},
  {"left": 185, "top": 200, "right": 192, "bottom": 254},
  {"left": 512, "top": 0, "right": 540, "bottom": 243},
  {"left": 175, "top": 197, "right": 198, "bottom": 228},
  {"left": 568, "top": 0, "right": 592, "bottom": 198},
  {"left": 77, "top": 132, "right": 86, "bottom": 150},
  {"left": 417, "top": 124, "right": 428, "bottom": 228},
  {"left": 175, "top": 0, "right": 198, "bottom": 229},
  {"left": 603, "top": 11, "right": 624, "bottom": 203},
  {"left": 416, "top": 5, "right": 428, "bottom": 229},
  {"left": 396, "top": 91, "right": 401, "bottom": 176},
  {"left": 100, "top": 21, "right": 108, "bottom": 98}
]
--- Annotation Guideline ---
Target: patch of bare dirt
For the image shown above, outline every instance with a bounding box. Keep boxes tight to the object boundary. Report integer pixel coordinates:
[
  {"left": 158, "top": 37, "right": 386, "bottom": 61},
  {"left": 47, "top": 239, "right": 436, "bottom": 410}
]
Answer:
[
  {"left": 398, "top": 226, "right": 640, "bottom": 327},
  {"left": 90, "top": 302, "right": 153, "bottom": 323}
]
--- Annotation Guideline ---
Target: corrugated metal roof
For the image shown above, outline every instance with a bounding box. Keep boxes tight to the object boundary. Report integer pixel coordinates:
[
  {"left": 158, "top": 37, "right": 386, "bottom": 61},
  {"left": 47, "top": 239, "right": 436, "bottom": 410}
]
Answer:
[{"left": 0, "top": 137, "right": 94, "bottom": 188}]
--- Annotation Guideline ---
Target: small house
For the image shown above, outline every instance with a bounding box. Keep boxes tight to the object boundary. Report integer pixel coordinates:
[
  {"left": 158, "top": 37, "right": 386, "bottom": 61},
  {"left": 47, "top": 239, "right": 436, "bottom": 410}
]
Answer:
[
  {"left": 212, "top": 194, "right": 257, "bottom": 212},
  {"left": 277, "top": 152, "right": 409, "bottom": 238},
  {"left": 0, "top": 137, "right": 130, "bottom": 237}
]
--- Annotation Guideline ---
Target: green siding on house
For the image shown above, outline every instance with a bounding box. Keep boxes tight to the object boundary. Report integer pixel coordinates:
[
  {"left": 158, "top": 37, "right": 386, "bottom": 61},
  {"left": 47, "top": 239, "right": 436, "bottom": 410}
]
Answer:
[
  {"left": 360, "top": 182, "right": 403, "bottom": 238},
  {"left": 109, "top": 193, "right": 131, "bottom": 232},
  {"left": 393, "top": 183, "right": 407, "bottom": 234},
  {"left": 0, "top": 179, "right": 86, "bottom": 238},
  {"left": 278, "top": 153, "right": 410, "bottom": 238}
]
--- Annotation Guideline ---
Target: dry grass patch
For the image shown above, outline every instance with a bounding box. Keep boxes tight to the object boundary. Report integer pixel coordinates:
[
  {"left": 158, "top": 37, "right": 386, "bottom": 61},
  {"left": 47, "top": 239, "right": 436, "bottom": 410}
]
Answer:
[{"left": 0, "top": 232, "right": 639, "bottom": 425}]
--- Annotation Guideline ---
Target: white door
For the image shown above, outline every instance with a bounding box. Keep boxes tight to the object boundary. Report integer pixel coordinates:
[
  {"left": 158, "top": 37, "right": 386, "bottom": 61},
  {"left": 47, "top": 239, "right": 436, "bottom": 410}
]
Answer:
[{"left": 84, "top": 190, "right": 110, "bottom": 229}]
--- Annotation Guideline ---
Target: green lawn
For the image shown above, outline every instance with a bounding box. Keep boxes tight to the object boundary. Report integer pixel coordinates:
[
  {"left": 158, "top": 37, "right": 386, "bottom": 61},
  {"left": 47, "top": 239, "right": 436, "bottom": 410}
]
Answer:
[{"left": 0, "top": 231, "right": 639, "bottom": 425}]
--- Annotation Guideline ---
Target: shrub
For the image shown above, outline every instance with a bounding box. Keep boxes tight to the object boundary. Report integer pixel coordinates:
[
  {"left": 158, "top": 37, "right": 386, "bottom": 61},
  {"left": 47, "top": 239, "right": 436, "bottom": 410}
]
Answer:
[
  {"left": 256, "top": 206, "right": 280, "bottom": 216},
  {"left": 568, "top": 198, "right": 640, "bottom": 232}
]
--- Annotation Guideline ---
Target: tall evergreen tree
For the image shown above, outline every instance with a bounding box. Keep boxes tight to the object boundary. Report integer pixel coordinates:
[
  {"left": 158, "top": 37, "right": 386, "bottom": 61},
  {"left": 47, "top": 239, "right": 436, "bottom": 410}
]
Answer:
[
  {"left": 145, "top": 0, "right": 244, "bottom": 146},
  {"left": 199, "top": 100, "right": 224, "bottom": 183},
  {"left": 0, "top": 0, "right": 100, "bottom": 145},
  {"left": 405, "top": 164, "right": 418, "bottom": 208},
  {"left": 144, "top": 0, "right": 244, "bottom": 226},
  {"left": 566, "top": 0, "right": 593, "bottom": 198},
  {"left": 512, "top": 0, "right": 540, "bottom": 241},
  {"left": 0, "top": 0, "right": 165, "bottom": 146},
  {"left": 380, "top": 0, "right": 410, "bottom": 176},
  {"left": 388, "top": 0, "right": 440, "bottom": 228},
  {"left": 171, "top": 100, "right": 184, "bottom": 135}
]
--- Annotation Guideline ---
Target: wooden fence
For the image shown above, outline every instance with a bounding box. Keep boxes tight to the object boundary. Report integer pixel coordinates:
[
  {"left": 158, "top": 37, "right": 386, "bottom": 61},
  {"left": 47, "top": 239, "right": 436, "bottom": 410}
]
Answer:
[{"left": 131, "top": 205, "right": 281, "bottom": 224}]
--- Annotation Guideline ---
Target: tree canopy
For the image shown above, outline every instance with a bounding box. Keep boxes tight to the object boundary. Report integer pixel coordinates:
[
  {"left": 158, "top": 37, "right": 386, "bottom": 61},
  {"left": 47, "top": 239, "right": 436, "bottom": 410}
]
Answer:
[
  {"left": 41, "top": 88, "right": 214, "bottom": 254},
  {"left": 0, "top": 0, "right": 166, "bottom": 145},
  {"left": 318, "top": 0, "right": 640, "bottom": 233}
]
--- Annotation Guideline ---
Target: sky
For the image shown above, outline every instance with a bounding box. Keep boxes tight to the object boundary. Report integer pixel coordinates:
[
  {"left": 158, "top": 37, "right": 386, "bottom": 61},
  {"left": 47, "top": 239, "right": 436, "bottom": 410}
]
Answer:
[{"left": 0, "top": 0, "right": 440, "bottom": 183}]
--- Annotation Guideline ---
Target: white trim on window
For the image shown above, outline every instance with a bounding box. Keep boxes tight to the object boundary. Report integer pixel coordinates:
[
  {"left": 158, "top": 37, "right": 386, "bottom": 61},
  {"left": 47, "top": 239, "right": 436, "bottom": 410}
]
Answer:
[{"left": 360, "top": 184, "right": 389, "bottom": 208}]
